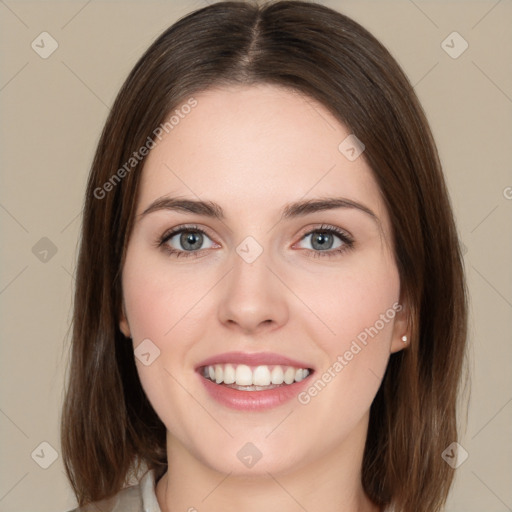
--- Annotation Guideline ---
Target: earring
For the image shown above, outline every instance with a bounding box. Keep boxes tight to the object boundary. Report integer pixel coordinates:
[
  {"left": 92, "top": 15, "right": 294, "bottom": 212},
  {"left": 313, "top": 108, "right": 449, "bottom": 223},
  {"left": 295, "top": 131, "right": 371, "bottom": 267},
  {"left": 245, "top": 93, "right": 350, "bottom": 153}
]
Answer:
[{"left": 401, "top": 335, "right": 408, "bottom": 343}]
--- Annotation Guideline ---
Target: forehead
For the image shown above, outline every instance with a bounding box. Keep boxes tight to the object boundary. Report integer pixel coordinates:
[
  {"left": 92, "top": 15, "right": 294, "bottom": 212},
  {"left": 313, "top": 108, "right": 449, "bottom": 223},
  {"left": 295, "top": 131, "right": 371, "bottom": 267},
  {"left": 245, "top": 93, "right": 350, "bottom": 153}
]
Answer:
[{"left": 136, "top": 84, "right": 388, "bottom": 225}]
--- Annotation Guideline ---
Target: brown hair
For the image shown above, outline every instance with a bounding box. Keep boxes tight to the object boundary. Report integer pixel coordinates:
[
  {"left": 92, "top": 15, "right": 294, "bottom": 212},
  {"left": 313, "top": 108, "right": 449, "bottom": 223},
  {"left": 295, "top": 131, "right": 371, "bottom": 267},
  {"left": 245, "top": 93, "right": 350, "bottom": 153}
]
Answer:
[{"left": 61, "top": 1, "right": 468, "bottom": 511}]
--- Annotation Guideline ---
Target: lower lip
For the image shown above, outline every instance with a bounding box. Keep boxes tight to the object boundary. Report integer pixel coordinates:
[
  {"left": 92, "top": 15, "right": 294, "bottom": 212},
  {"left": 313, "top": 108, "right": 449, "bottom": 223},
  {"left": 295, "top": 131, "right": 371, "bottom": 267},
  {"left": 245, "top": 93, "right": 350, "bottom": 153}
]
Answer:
[{"left": 198, "top": 373, "right": 313, "bottom": 411}]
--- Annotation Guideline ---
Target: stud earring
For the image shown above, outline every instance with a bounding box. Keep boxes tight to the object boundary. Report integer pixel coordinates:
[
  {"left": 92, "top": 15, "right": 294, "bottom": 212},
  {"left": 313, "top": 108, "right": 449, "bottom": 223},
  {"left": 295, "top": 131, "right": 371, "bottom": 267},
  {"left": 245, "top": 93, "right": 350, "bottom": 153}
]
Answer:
[{"left": 401, "top": 335, "right": 408, "bottom": 343}]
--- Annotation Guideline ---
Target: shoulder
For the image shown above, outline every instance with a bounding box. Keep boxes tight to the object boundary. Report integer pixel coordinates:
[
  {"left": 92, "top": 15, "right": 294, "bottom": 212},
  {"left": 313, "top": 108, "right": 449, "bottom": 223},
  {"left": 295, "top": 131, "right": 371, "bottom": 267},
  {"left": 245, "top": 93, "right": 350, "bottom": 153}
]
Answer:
[
  {"left": 65, "top": 484, "right": 142, "bottom": 512},
  {"left": 65, "top": 469, "right": 161, "bottom": 512}
]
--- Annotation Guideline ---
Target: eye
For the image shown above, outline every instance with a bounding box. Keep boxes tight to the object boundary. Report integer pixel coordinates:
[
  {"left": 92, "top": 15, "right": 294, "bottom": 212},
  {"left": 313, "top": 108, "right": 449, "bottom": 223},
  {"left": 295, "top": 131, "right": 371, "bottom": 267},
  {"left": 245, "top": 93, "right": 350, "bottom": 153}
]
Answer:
[
  {"left": 156, "top": 223, "right": 353, "bottom": 259},
  {"left": 158, "top": 225, "right": 217, "bottom": 258},
  {"left": 295, "top": 224, "right": 354, "bottom": 258}
]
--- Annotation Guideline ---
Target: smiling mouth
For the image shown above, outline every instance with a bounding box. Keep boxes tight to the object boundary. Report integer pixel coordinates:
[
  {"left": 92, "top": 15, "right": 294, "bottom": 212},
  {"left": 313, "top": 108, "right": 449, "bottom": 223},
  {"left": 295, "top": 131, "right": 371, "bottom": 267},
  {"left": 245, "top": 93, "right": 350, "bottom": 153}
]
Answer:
[{"left": 200, "top": 363, "right": 313, "bottom": 391}]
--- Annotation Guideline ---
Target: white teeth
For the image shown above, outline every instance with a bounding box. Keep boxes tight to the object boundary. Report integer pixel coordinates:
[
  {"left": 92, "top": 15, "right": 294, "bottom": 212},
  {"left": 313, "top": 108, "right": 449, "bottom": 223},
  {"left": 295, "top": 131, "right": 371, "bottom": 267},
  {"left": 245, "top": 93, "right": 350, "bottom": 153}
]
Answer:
[
  {"left": 215, "top": 364, "right": 223, "bottom": 384},
  {"left": 271, "top": 366, "right": 284, "bottom": 385},
  {"left": 284, "top": 367, "right": 296, "bottom": 384},
  {"left": 203, "top": 363, "right": 310, "bottom": 387},
  {"left": 223, "top": 364, "right": 236, "bottom": 384},
  {"left": 295, "top": 368, "right": 306, "bottom": 382},
  {"left": 253, "top": 365, "right": 271, "bottom": 386},
  {"left": 235, "top": 364, "right": 253, "bottom": 386}
]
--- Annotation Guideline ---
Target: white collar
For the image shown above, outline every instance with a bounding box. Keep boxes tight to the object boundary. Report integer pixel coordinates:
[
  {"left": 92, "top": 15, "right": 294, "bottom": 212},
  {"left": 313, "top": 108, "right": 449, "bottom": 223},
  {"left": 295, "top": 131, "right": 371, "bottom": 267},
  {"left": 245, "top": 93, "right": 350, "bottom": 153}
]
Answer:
[{"left": 140, "top": 469, "right": 162, "bottom": 512}]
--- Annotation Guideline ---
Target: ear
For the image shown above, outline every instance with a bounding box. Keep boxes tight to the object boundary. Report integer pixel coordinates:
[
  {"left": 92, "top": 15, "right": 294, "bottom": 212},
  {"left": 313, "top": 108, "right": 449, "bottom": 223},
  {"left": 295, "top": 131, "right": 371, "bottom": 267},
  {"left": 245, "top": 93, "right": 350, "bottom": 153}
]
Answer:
[
  {"left": 119, "top": 300, "right": 132, "bottom": 338},
  {"left": 390, "top": 300, "right": 410, "bottom": 354}
]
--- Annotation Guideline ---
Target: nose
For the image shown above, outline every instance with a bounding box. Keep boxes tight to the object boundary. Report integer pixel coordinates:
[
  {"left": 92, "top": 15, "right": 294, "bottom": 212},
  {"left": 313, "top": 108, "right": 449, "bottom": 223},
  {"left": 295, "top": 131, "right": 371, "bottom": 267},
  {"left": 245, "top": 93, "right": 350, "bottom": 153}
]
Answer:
[{"left": 217, "top": 247, "right": 289, "bottom": 335}]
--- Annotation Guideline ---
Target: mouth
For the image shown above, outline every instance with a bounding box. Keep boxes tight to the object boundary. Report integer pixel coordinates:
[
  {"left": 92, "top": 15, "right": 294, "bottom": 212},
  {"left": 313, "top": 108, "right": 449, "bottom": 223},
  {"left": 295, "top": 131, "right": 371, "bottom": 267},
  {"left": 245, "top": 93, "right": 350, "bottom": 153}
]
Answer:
[
  {"left": 195, "top": 353, "right": 315, "bottom": 410},
  {"left": 200, "top": 363, "right": 311, "bottom": 391}
]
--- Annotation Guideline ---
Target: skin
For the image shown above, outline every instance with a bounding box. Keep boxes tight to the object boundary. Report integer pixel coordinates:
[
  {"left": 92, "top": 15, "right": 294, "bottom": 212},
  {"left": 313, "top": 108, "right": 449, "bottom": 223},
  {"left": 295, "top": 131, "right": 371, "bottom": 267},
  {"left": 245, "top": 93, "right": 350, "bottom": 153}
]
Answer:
[{"left": 119, "top": 84, "right": 408, "bottom": 512}]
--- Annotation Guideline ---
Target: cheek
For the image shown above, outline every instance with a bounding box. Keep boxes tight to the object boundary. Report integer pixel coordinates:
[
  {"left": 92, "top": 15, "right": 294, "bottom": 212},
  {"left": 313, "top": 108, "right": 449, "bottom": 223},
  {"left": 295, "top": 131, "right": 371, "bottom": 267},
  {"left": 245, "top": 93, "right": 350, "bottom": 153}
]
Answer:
[
  {"left": 120, "top": 247, "right": 215, "bottom": 401},
  {"left": 293, "top": 251, "right": 400, "bottom": 353},
  {"left": 294, "top": 259, "right": 400, "bottom": 435},
  {"left": 334, "top": 273, "right": 400, "bottom": 352},
  {"left": 121, "top": 248, "right": 208, "bottom": 342},
  {"left": 120, "top": 249, "right": 209, "bottom": 436}
]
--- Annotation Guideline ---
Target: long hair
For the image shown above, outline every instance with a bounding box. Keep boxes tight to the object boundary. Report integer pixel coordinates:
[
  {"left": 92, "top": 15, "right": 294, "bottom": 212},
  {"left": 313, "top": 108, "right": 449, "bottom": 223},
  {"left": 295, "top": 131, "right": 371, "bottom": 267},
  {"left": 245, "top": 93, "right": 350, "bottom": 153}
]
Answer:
[{"left": 61, "top": 2, "right": 468, "bottom": 511}]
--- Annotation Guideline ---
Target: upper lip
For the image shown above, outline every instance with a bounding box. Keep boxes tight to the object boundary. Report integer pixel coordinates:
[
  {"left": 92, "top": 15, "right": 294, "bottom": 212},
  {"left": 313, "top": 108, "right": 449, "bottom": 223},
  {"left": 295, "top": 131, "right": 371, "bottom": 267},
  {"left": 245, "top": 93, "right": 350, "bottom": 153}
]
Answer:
[{"left": 195, "top": 351, "right": 314, "bottom": 370}]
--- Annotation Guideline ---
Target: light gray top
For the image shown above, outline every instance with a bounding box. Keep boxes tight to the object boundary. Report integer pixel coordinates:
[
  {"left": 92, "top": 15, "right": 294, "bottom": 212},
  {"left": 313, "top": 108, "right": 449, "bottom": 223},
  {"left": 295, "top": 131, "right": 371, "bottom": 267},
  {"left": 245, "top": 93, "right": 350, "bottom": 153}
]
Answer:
[
  {"left": 67, "top": 469, "right": 162, "bottom": 512},
  {"left": 67, "top": 469, "right": 395, "bottom": 512}
]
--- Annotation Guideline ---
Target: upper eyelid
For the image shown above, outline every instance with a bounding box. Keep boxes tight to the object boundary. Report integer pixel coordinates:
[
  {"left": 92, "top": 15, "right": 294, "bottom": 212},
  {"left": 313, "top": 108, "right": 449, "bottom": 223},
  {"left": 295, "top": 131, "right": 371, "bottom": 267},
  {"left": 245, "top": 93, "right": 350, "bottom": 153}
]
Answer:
[
  {"left": 298, "top": 224, "right": 351, "bottom": 237},
  {"left": 161, "top": 224, "right": 214, "bottom": 240}
]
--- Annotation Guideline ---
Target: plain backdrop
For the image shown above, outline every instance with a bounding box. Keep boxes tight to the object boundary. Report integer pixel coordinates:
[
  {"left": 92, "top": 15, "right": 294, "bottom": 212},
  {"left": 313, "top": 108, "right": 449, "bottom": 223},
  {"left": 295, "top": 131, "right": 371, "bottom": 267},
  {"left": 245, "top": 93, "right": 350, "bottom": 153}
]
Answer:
[{"left": 0, "top": 1, "right": 511, "bottom": 511}]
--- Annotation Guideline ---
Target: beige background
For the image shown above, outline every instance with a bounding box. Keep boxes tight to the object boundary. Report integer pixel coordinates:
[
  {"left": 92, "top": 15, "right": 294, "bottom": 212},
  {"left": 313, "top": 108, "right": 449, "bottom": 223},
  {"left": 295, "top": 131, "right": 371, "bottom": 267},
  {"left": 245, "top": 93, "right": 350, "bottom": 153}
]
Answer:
[{"left": 0, "top": 1, "right": 511, "bottom": 511}]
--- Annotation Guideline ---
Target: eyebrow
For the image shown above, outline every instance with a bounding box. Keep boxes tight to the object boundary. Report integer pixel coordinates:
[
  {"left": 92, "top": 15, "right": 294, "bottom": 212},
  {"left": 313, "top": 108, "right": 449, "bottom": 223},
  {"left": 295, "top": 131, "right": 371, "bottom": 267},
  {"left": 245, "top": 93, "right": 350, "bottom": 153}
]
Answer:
[
  {"left": 138, "top": 196, "right": 379, "bottom": 225},
  {"left": 138, "top": 196, "right": 380, "bottom": 226}
]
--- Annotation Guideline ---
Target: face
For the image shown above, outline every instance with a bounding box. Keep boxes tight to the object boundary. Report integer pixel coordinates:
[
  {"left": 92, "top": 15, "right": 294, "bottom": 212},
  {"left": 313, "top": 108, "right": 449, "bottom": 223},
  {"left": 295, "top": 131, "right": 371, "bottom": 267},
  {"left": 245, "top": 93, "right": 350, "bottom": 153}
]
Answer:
[{"left": 119, "top": 84, "right": 407, "bottom": 476}]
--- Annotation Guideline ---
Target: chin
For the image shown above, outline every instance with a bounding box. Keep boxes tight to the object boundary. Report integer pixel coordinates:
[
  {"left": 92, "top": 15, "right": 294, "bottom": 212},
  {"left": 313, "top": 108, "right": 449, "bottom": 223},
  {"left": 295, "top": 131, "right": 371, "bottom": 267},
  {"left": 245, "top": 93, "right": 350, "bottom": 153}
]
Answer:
[{"left": 190, "top": 435, "right": 307, "bottom": 477}]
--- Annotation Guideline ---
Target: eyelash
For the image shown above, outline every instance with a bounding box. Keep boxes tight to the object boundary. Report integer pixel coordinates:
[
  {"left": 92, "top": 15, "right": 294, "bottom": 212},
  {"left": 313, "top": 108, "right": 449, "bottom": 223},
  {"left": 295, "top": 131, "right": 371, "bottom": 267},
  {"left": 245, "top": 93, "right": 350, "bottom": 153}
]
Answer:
[{"left": 156, "top": 223, "right": 354, "bottom": 259}]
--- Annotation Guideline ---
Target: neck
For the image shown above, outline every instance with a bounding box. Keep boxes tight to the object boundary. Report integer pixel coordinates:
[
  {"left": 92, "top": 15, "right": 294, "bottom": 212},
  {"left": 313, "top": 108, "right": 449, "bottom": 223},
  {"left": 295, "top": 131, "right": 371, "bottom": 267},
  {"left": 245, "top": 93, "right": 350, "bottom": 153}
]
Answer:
[{"left": 156, "top": 415, "right": 381, "bottom": 512}]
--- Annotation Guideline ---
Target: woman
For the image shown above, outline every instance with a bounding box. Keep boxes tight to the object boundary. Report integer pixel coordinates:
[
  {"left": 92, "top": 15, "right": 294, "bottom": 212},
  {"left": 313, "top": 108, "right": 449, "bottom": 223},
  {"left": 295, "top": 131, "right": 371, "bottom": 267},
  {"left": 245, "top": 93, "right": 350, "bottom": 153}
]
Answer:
[{"left": 61, "top": 1, "right": 468, "bottom": 511}]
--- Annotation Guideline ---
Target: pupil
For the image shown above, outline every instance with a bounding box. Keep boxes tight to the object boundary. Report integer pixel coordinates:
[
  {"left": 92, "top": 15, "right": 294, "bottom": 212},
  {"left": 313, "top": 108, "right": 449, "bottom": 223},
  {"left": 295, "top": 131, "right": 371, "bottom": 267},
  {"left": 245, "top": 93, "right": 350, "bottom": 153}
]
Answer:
[
  {"left": 181, "top": 231, "right": 202, "bottom": 251},
  {"left": 312, "top": 232, "right": 333, "bottom": 250}
]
